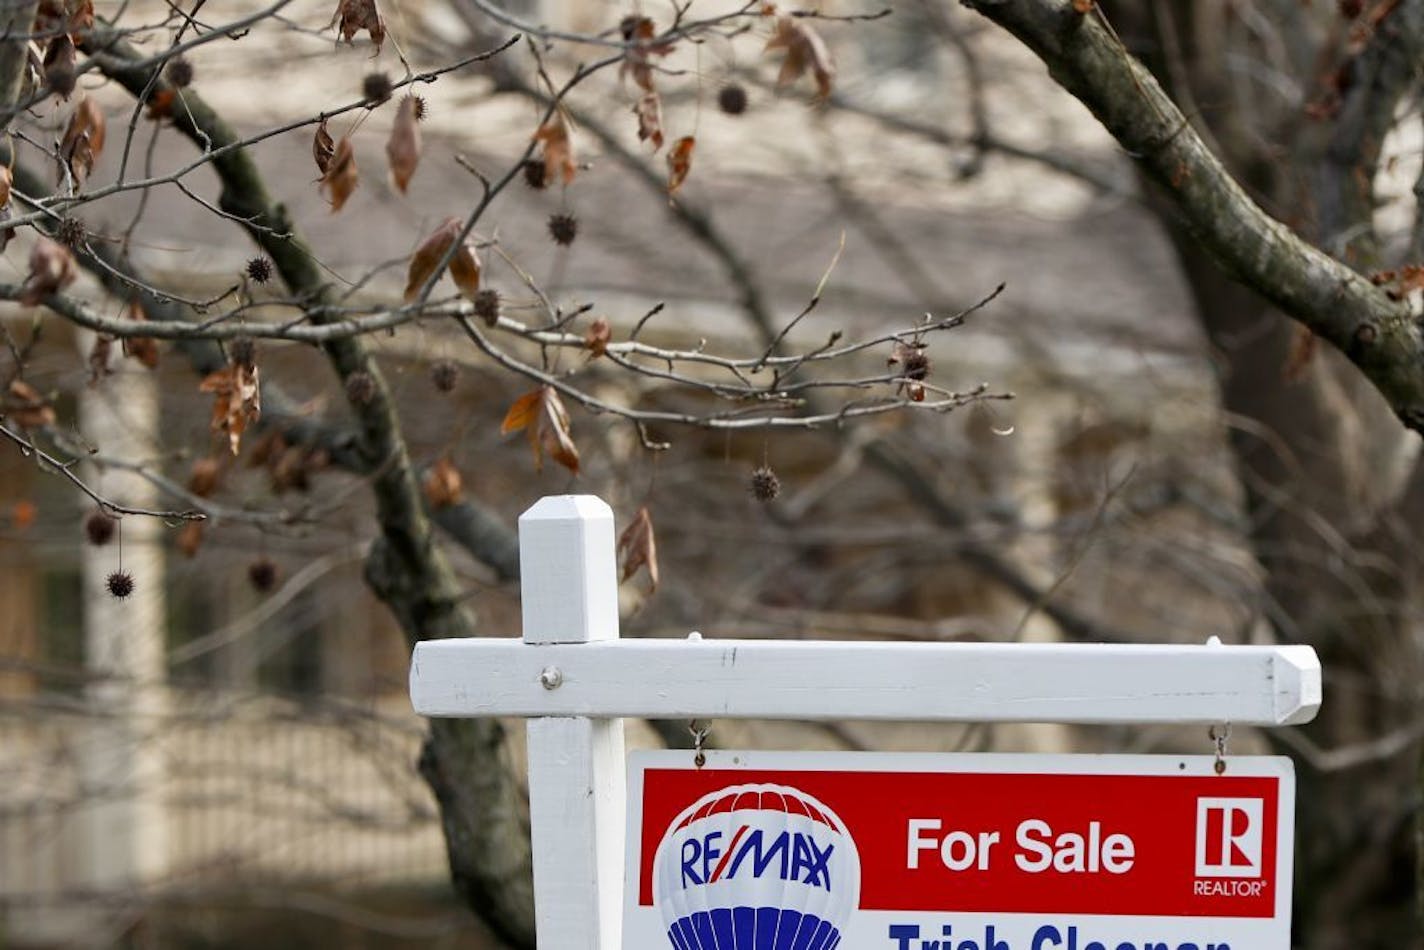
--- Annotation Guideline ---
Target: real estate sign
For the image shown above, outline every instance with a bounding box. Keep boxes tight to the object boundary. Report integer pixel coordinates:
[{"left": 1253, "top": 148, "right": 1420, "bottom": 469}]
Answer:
[{"left": 625, "top": 751, "right": 1294, "bottom": 950}]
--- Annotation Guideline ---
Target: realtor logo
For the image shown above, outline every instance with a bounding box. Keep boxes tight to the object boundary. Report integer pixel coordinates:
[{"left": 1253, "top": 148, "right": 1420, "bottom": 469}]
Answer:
[{"left": 1195, "top": 797, "right": 1264, "bottom": 878}]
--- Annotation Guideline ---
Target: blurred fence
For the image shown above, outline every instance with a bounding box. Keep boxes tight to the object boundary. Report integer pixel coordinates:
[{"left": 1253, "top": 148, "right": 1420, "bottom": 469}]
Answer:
[{"left": 0, "top": 689, "right": 452, "bottom": 916}]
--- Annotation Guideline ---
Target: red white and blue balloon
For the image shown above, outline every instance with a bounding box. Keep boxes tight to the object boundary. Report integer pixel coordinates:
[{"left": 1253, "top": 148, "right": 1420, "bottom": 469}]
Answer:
[{"left": 653, "top": 783, "right": 861, "bottom": 949}]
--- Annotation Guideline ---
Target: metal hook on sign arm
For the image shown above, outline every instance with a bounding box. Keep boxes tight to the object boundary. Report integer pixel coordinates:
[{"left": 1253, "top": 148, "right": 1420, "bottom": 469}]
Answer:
[
  {"left": 686, "top": 632, "right": 710, "bottom": 768},
  {"left": 1205, "top": 635, "right": 1231, "bottom": 774}
]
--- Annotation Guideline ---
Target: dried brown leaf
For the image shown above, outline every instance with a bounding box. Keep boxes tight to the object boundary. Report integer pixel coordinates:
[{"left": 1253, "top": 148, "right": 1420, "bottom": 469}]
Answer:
[
  {"left": 386, "top": 95, "right": 422, "bottom": 194},
  {"left": 422, "top": 456, "right": 463, "bottom": 508},
  {"left": 537, "top": 387, "right": 580, "bottom": 475},
  {"left": 320, "top": 136, "right": 358, "bottom": 212},
  {"left": 617, "top": 505, "right": 659, "bottom": 591},
  {"left": 6, "top": 380, "right": 56, "bottom": 428},
  {"left": 765, "top": 16, "right": 834, "bottom": 99},
  {"left": 65, "top": 98, "right": 104, "bottom": 164},
  {"left": 271, "top": 443, "right": 312, "bottom": 493},
  {"left": 33, "top": 0, "right": 64, "bottom": 32},
  {"left": 35, "top": 0, "right": 92, "bottom": 38},
  {"left": 11, "top": 500, "right": 36, "bottom": 532},
  {"left": 336, "top": 0, "right": 385, "bottom": 49},
  {"left": 313, "top": 118, "right": 335, "bottom": 176},
  {"left": 634, "top": 92, "right": 664, "bottom": 151},
  {"left": 532, "top": 115, "right": 577, "bottom": 186},
  {"left": 59, "top": 98, "right": 105, "bottom": 187},
  {"left": 500, "top": 385, "right": 580, "bottom": 474},
  {"left": 619, "top": 16, "right": 675, "bottom": 93},
  {"left": 88, "top": 334, "right": 113, "bottom": 385},
  {"left": 176, "top": 520, "right": 204, "bottom": 558},
  {"left": 0, "top": 165, "right": 12, "bottom": 210},
  {"left": 1371, "top": 264, "right": 1424, "bottom": 300},
  {"left": 1283, "top": 324, "right": 1318, "bottom": 383},
  {"left": 666, "top": 135, "right": 695, "bottom": 194},
  {"left": 43, "top": 34, "right": 76, "bottom": 98},
  {"left": 405, "top": 217, "right": 457, "bottom": 300},
  {"left": 584, "top": 316, "right": 611, "bottom": 357},
  {"left": 67, "top": 0, "right": 92, "bottom": 33},
  {"left": 500, "top": 388, "right": 543, "bottom": 436},
  {"left": 404, "top": 217, "right": 480, "bottom": 301},
  {"left": 188, "top": 456, "right": 221, "bottom": 498},
  {"left": 199, "top": 361, "right": 261, "bottom": 455},
  {"left": 248, "top": 430, "right": 284, "bottom": 468},
  {"left": 20, "top": 238, "right": 76, "bottom": 305},
  {"left": 146, "top": 87, "right": 176, "bottom": 121},
  {"left": 121, "top": 299, "right": 159, "bottom": 369},
  {"left": 450, "top": 238, "right": 481, "bottom": 301}
]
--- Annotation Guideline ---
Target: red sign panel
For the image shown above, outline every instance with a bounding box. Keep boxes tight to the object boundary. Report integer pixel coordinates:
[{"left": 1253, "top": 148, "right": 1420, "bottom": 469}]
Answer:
[{"left": 624, "top": 751, "right": 1294, "bottom": 949}]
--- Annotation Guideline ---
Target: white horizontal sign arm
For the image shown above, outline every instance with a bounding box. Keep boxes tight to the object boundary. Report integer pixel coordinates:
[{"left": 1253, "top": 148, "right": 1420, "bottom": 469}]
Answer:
[{"left": 410, "top": 637, "right": 1321, "bottom": 726}]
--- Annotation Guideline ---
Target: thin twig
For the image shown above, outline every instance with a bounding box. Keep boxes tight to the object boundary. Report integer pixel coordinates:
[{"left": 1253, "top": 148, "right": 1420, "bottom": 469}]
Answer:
[
  {"left": 753, "top": 230, "right": 847, "bottom": 371},
  {"left": 0, "top": 419, "right": 206, "bottom": 522}
]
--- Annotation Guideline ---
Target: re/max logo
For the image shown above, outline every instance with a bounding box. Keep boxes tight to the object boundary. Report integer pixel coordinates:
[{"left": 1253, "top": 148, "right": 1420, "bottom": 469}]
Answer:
[{"left": 679, "top": 826, "right": 835, "bottom": 891}]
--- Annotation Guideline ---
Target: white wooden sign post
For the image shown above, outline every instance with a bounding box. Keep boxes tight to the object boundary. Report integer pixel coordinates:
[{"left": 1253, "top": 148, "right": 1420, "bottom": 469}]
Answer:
[{"left": 409, "top": 495, "right": 1322, "bottom": 950}]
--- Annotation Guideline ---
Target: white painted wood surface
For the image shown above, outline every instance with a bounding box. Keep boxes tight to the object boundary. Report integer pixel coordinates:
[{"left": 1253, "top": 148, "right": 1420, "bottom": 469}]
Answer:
[
  {"left": 411, "top": 638, "right": 1321, "bottom": 726},
  {"left": 518, "top": 496, "right": 625, "bottom": 950}
]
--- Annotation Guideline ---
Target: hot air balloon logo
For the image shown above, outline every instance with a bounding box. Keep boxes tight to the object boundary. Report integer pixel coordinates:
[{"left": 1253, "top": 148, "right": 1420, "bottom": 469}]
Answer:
[{"left": 652, "top": 783, "right": 861, "bottom": 950}]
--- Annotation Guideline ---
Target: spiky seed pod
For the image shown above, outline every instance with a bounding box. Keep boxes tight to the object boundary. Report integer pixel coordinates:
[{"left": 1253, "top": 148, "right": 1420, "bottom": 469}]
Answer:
[
  {"left": 903, "top": 349, "right": 931, "bottom": 381},
  {"left": 718, "top": 84, "right": 748, "bottom": 116},
  {"left": 85, "top": 510, "right": 116, "bottom": 546},
  {"left": 166, "top": 55, "right": 194, "bottom": 88},
  {"left": 473, "top": 288, "right": 501, "bottom": 327},
  {"left": 345, "top": 370, "right": 376, "bottom": 405},
  {"left": 548, "top": 212, "right": 578, "bottom": 247},
  {"left": 56, "top": 216, "right": 85, "bottom": 247},
  {"left": 229, "top": 336, "right": 256, "bottom": 369},
  {"left": 522, "top": 159, "right": 548, "bottom": 190},
  {"left": 106, "top": 570, "right": 135, "bottom": 599},
  {"left": 430, "top": 359, "right": 459, "bottom": 393},
  {"left": 409, "top": 95, "right": 428, "bottom": 121},
  {"left": 247, "top": 557, "right": 278, "bottom": 593},
  {"left": 245, "top": 256, "right": 273, "bottom": 284},
  {"left": 750, "top": 466, "right": 781, "bottom": 502},
  {"left": 362, "top": 71, "right": 393, "bottom": 106}
]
